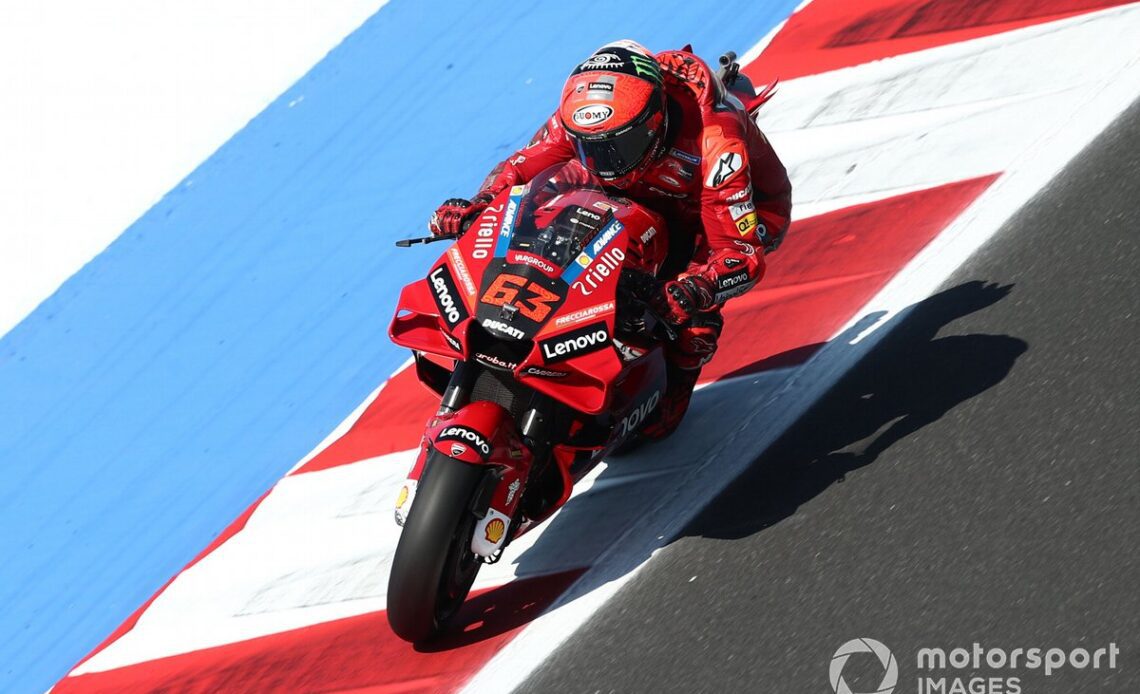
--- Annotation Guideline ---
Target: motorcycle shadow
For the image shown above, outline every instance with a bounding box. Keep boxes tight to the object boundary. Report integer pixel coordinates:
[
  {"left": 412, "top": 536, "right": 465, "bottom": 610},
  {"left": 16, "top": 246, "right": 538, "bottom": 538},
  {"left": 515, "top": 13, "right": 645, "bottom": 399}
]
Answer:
[
  {"left": 505, "top": 279, "right": 1026, "bottom": 605},
  {"left": 685, "top": 279, "right": 1027, "bottom": 541},
  {"left": 414, "top": 570, "right": 584, "bottom": 652}
]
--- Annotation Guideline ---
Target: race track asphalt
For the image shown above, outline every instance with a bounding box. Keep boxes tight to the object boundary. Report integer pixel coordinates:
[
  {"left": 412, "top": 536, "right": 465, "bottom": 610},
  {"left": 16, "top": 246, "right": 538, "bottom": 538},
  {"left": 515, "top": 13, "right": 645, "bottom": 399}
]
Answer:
[{"left": 518, "top": 98, "right": 1140, "bottom": 693}]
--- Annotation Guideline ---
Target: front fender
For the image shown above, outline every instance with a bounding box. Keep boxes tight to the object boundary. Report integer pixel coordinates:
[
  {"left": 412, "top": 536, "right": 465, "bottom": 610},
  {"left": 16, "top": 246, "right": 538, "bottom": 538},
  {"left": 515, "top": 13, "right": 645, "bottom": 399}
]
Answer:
[{"left": 396, "top": 400, "right": 534, "bottom": 557}]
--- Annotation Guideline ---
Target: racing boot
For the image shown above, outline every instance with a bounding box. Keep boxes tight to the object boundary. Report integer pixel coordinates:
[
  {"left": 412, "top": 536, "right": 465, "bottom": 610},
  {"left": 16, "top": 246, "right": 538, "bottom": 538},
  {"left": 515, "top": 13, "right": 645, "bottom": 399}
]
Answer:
[
  {"left": 638, "top": 310, "right": 722, "bottom": 440},
  {"left": 639, "top": 362, "right": 701, "bottom": 440}
]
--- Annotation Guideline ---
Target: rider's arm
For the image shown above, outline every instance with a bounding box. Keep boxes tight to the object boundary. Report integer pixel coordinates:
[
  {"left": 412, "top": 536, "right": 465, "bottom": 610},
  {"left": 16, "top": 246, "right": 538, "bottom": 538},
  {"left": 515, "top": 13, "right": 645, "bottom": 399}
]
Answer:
[
  {"left": 475, "top": 113, "right": 578, "bottom": 199},
  {"left": 683, "top": 130, "right": 768, "bottom": 305},
  {"left": 682, "top": 116, "right": 793, "bottom": 304},
  {"left": 654, "top": 132, "right": 770, "bottom": 324},
  {"left": 429, "top": 113, "right": 578, "bottom": 236}
]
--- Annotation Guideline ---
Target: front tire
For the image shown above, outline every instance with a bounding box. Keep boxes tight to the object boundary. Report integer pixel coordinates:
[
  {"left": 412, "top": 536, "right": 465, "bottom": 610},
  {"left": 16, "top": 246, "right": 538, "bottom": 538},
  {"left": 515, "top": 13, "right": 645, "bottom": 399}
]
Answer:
[{"left": 387, "top": 451, "right": 485, "bottom": 642}]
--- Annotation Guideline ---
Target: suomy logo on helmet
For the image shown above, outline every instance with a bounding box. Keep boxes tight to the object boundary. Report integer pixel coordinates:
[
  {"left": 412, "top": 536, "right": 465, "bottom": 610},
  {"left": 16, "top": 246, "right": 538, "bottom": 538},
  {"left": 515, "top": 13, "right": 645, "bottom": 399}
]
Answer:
[{"left": 572, "top": 104, "right": 614, "bottom": 127}]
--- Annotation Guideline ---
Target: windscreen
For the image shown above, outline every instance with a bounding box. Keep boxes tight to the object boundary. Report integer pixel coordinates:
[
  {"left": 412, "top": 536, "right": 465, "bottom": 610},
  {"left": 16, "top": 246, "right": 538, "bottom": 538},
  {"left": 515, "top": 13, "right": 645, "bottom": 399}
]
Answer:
[{"left": 503, "top": 163, "right": 618, "bottom": 270}]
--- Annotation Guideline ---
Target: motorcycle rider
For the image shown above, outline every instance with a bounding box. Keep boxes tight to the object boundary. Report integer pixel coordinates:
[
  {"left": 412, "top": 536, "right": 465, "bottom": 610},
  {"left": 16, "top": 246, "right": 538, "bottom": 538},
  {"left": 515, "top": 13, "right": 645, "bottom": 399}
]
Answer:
[{"left": 429, "top": 40, "right": 792, "bottom": 439}]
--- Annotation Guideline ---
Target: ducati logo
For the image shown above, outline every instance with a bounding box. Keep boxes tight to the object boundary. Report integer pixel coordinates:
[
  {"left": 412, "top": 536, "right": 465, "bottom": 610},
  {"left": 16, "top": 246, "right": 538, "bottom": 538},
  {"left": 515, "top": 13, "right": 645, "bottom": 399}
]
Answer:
[
  {"left": 437, "top": 426, "right": 491, "bottom": 459},
  {"left": 482, "top": 317, "right": 526, "bottom": 340}
]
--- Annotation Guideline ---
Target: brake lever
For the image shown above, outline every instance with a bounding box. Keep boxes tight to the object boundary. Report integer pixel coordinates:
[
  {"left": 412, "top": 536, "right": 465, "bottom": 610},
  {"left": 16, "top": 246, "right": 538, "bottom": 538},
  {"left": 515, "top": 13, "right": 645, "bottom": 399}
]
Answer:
[
  {"left": 395, "top": 214, "right": 476, "bottom": 247},
  {"left": 394, "top": 234, "right": 457, "bottom": 248}
]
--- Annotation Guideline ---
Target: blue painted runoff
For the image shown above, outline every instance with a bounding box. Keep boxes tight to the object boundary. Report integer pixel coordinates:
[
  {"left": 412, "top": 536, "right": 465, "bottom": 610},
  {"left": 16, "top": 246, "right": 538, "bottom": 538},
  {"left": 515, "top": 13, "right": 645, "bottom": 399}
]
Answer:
[{"left": 0, "top": 1, "right": 799, "bottom": 690}]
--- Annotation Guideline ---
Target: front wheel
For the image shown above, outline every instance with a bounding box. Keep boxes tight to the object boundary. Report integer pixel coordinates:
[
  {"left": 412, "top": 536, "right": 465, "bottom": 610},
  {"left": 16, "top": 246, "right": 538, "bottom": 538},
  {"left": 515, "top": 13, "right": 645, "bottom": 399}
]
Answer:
[{"left": 387, "top": 450, "right": 485, "bottom": 642}]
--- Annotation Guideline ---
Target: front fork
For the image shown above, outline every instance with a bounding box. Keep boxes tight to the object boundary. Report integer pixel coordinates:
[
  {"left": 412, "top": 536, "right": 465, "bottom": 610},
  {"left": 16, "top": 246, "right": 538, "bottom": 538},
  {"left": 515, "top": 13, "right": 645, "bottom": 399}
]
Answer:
[{"left": 394, "top": 359, "right": 551, "bottom": 558}]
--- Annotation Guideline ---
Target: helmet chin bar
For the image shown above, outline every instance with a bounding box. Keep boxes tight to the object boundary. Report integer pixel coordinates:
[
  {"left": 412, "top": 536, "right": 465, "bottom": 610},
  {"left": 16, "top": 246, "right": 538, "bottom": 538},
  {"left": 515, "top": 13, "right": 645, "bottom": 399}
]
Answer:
[
  {"left": 597, "top": 166, "right": 646, "bottom": 190},
  {"left": 589, "top": 132, "right": 666, "bottom": 190},
  {"left": 574, "top": 112, "right": 665, "bottom": 182}
]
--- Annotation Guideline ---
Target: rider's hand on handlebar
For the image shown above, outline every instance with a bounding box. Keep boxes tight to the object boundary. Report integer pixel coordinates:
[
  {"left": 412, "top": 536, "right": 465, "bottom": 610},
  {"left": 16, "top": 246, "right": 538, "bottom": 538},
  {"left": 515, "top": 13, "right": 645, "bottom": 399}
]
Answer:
[
  {"left": 428, "top": 195, "right": 490, "bottom": 237},
  {"left": 653, "top": 275, "right": 715, "bottom": 326}
]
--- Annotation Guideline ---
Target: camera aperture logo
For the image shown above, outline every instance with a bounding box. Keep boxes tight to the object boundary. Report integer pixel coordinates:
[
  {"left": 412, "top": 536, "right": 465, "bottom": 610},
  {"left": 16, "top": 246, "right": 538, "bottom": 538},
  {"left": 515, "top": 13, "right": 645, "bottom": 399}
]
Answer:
[
  {"left": 830, "top": 638, "right": 1120, "bottom": 693},
  {"left": 831, "top": 638, "right": 898, "bottom": 694}
]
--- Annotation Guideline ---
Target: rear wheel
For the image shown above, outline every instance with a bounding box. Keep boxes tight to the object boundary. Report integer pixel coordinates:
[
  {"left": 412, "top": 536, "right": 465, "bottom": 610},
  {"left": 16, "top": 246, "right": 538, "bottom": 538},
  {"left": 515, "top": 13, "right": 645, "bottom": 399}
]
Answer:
[{"left": 387, "top": 450, "right": 485, "bottom": 642}]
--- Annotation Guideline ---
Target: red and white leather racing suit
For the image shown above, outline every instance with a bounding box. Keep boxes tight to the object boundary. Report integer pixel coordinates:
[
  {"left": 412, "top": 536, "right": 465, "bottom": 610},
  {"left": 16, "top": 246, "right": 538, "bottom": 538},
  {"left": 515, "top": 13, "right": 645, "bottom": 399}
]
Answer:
[{"left": 477, "top": 49, "right": 793, "bottom": 435}]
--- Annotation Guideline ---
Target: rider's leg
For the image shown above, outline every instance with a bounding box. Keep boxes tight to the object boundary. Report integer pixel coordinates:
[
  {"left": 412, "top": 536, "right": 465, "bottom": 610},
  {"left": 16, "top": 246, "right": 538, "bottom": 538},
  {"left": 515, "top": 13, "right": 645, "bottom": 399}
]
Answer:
[{"left": 641, "top": 310, "right": 723, "bottom": 440}]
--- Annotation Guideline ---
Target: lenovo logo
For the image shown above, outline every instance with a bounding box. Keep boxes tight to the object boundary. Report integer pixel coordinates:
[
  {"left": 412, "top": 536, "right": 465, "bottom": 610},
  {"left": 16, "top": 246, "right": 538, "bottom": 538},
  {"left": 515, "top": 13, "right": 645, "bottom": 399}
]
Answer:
[
  {"left": 616, "top": 390, "right": 661, "bottom": 439},
  {"left": 437, "top": 425, "right": 491, "bottom": 458},
  {"left": 539, "top": 322, "right": 611, "bottom": 363},
  {"left": 430, "top": 266, "right": 467, "bottom": 327}
]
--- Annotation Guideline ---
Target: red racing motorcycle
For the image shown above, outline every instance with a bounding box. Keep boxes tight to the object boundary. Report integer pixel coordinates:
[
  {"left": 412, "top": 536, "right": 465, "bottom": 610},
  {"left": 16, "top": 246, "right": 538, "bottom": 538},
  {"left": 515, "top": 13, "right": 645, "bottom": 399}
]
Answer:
[{"left": 386, "top": 162, "right": 677, "bottom": 641}]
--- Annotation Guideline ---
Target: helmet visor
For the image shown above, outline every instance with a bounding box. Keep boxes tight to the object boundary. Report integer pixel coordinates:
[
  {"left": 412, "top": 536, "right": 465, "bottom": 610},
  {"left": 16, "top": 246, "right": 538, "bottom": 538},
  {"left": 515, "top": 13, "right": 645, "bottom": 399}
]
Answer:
[{"left": 570, "top": 102, "right": 664, "bottom": 180}]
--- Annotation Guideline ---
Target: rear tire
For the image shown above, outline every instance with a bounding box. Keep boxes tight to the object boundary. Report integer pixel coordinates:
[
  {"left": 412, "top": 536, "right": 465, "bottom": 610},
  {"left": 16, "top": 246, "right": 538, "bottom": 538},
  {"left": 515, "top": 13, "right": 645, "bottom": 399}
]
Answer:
[{"left": 387, "top": 451, "right": 485, "bottom": 642}]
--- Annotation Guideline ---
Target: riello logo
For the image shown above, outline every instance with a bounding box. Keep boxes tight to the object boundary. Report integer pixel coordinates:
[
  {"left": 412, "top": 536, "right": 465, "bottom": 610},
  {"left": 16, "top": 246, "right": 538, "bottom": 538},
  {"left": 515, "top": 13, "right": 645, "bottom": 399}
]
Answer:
[{"left": 573, "top": 247, "right": 625, "bottom": 296}]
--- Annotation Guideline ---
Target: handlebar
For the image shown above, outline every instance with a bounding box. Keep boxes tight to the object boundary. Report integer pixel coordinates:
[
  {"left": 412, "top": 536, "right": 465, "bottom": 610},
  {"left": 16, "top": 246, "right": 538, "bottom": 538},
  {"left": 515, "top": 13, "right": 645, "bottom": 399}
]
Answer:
[
  {"left": 646, "top": 304, "right": 679, "bottom": 342},
  {"left": 618, "top": 269, "right": 679, "bottom": 342},
  {"left": 394, "top": 214, "right": 476, "bottom": 248}
]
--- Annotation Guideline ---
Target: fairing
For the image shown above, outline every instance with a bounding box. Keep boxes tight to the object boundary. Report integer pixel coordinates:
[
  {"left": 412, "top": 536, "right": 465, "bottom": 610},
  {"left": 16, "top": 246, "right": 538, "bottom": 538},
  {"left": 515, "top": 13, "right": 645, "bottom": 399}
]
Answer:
[{"left": 391, "top": 163, "right": 668, "bottom": 415}]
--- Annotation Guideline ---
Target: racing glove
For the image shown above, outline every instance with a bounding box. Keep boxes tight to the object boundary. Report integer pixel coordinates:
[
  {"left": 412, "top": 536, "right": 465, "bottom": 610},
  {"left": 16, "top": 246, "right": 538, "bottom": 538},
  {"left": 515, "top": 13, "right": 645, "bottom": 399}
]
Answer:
[
  {"left": 428, "top": 194, "right": 491, "bottom": 237},
  {"left": 653, "top": 275, "right": 716, "bottom": 326}
]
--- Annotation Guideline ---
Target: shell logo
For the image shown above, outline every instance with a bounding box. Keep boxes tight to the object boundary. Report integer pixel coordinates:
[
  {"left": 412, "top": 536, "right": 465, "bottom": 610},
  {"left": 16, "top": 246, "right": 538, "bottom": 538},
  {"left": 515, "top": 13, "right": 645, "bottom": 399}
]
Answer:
[
  {"left": 395, "top": 485, "right": 409, "bottom": 509},
  {"left": 485, "top": 518, "right": 506, "bottom": 544}
]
